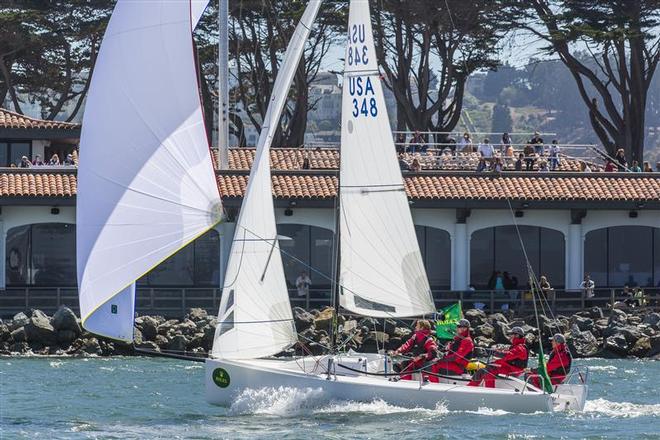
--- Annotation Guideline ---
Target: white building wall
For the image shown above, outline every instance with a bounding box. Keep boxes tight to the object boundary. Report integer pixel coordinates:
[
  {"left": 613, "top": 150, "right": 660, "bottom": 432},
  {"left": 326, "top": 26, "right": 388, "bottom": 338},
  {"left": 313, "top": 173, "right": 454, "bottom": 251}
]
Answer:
[{"left": 31, "top": 139, "right": 49, "bottom": 161}]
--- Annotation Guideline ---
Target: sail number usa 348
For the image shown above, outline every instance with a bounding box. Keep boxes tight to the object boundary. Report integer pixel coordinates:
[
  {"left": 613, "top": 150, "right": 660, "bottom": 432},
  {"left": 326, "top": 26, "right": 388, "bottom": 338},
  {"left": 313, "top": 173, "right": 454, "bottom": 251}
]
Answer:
[{"left": 348, "top": 76, "right": 377, "bottom": 118}]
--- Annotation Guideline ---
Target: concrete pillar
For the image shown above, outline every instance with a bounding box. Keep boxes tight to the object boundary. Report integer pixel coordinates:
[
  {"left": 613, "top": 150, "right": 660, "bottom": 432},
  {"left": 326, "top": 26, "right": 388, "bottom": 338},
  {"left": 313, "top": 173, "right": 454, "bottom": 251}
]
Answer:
[
  {"left": 453, "top": 223, "right": 468, "bottom": 290},
  {"left": 567, "top": 223, "right": 583, "bottom": 289},
  {"left": 216, "top": 221, "right": 236, "bottom": 288}
]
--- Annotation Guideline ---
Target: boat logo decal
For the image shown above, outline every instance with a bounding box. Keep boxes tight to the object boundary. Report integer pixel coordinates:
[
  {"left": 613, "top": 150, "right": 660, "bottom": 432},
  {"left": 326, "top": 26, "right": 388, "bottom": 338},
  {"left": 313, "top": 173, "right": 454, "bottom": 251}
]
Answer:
[{"left": 212, "top": 367, "right": 230, "bottom": 388}]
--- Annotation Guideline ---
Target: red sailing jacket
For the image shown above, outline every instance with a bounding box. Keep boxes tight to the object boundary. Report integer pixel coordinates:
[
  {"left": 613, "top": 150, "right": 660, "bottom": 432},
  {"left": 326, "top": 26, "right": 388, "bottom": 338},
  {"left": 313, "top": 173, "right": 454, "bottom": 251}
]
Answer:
[
  {"left": 494, "top": 337, "right": 528, "bottom": 373},
  {"left": 546, "top": 344, "right": 572, "bottom": 383},
  {"left": 398, "top": 329, "right": 438, "bottom": 361},
  {"left": 443, "top": 335, "right": 474, "bottom": 367}
]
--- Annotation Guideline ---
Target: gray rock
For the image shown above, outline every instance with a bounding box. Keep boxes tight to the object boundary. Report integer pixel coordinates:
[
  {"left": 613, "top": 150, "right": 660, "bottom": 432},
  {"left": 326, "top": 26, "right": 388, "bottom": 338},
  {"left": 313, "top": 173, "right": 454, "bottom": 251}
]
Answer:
[
  {"left": 157, "top": 319, "right": 179, "bottom": 335},
  {"left": 10, "top": 327, "right": 26, "bottom": 343},
  {"left": 168, "top": 334, "right": 189, "bottom": 352},
  {"left": 464, "top": 308, "right": 487, "bottom": 327},
  {"left": 24, "top": 312, "right": 57, "bottom": 346},
  {"left": 187, "top": 333, "right": 204, "bottom": 350},
  {"left": 137, "top": 316, "right": 159, "bottom": 341},
  {"left": 9, "top": 341, "right": 29, "bottom": 354},
  {"left": 154, "top": 334, "right": 169, "bottom": 348},
  {"left": 133, "top": 328, "right": 143, "bottom": 345},
  {"left": 568, "top": 330, "right": 600, "bottom": 358},
  {"left": 56, "top": 329, "right": 78, "bottom": 344},
  {"left": 570, "top": 315, "right": 594, "bottom": 332},
  {"left": 0, "top": 324, "right": 9, "bottom": 342},
  {"left": 314, "top": 308, "right": 335, "bottom": 333},
  {"left": 186, "top": 308, "right": 208, "bottom": 322},
  {"left": 617, "top": 326, "right": 642, "bottom": 344},
  {"left": 629, "top": 337, "right": 651, "bottom": 357},
  {"left": 292, "top": 307, "right": 314, "bottom": 332},
  {"left": 361, "top": 331, "right": 389, "bottom": 353},
  {"left": 176, "top": 319, "right": 198, "bottom": 337},
  {"left": 474, "top": 323, "right": 494, "bottom": 338},
  {"left": 82, "top": 338, "right": 102, "bottom": 356},
  {"left": 489, "top": 313, "right": 509, "bottom": 324},
  {"left": 136, "top": 341, "right": 160, "bottom": 352},
  {"left": 588, "top": 307, "right": 604, "bottom": 319},
  {"left": 492, "top": 320, "right": 511, "bottom": 344},
  {"left": 643, "top": 313, "right": 660, "bottom": 329},
  {"left": 608, "top": 309, "right": 627, "bottom": 325},
  {"left": 393, "top": 327, "right": 412, "bottom": 339},
  {"left": 383, "top": 319, "right": 397, "bottom": 336},
  {"left": 9, "top": 312, "right": 30, "bottom": 331},
  {"left": 52, "top": 306, "right": 81, "bottom": 334},
  {"left": 603, "top": 334, "right": 629, "bottom": 356}
]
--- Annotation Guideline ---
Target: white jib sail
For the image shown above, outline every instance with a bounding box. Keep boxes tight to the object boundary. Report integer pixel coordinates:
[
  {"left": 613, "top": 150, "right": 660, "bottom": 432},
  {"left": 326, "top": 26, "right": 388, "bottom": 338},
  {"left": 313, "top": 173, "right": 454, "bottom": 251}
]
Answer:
[
  {"left": 212, "top": 1, "right": 323, "bottom": 359},
  {"left": 339, "top": 0, "right": 435, "bottom": 318},
  {"left": 77, "top": 0, "right": 220, "bottom": 342}
]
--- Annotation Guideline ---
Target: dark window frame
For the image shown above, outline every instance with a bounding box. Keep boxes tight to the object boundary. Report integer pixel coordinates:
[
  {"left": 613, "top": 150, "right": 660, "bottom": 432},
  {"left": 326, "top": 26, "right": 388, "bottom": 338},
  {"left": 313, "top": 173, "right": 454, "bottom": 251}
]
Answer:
[{"left": 0, "top": 139, "right": 33, "bottom": 167}]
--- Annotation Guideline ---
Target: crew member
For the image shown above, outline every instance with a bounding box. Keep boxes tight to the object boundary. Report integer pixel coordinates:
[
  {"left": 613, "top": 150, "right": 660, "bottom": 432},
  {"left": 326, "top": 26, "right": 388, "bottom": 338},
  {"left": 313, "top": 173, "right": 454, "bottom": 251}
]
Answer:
[
  {"left": 390, "top": 319, "right": 437, "bottom": 381},
  {"left": 431, "top": 319, "right": 474, "bottom": 380},
  {"left": 529, "top": 333, "right": 572, "bottom": 389},
  {"left": 468, "top": 326, "right": 528, "bottom": 388}
]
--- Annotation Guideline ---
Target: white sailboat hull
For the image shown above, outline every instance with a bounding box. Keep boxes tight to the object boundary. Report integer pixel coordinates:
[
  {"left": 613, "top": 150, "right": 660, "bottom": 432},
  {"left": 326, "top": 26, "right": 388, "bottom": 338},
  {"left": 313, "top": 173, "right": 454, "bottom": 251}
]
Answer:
[{"left": 205, "top": 356, "right": 587, "bottom": 413}]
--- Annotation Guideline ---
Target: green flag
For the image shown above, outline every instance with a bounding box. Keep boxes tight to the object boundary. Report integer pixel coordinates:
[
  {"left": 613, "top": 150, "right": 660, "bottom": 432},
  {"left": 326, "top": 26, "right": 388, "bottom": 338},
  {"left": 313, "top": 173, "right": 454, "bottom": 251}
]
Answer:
[
  {"left": 536, "top": 346, "right": 554, "bottom": 394},
  {"left": 435, "top": 302, "right": 462, "bottom": 340}
]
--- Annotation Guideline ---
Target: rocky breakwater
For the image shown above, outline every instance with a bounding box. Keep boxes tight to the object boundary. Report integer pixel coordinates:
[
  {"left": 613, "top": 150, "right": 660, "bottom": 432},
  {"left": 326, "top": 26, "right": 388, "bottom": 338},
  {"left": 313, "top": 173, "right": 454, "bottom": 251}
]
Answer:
[
  {"left": 1, "top": 305, "right": 659, "bottom": 359},
  {"left": 0, "top": 307, "right": 216, "bottom": 357}
]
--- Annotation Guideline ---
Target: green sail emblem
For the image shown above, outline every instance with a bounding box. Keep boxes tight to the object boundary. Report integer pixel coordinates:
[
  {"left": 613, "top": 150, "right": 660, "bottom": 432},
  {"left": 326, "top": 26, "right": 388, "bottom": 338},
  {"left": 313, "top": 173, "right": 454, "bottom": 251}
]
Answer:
[{"left": 212, "top": 367, "right": 230, "bottom": 388}]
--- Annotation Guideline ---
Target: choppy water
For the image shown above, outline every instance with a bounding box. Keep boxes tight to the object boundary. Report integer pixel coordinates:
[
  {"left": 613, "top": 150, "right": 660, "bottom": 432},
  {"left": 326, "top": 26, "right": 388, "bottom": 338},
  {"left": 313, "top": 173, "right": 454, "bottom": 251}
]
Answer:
[{"left": 1, "top": 357, "right": 658, "bottom": 439}]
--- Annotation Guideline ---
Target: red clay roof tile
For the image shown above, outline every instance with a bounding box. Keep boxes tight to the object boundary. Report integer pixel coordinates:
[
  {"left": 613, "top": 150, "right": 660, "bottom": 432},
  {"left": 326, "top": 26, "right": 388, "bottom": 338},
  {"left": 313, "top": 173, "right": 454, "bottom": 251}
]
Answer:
[{"left": 0, "top": 108, "right": 80, "bottom": 131}]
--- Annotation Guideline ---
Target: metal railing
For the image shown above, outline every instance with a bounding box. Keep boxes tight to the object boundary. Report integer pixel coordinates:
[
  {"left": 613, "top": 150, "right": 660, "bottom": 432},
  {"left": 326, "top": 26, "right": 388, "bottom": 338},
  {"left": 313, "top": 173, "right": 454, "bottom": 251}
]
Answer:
[{"left": 1, "top": 286, "right": 658, "bottom": 319}]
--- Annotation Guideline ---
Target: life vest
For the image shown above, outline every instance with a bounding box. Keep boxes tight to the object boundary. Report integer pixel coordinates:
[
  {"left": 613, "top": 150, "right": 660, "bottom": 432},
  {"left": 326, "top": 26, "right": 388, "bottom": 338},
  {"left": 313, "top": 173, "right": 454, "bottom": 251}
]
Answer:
[
  {"left": 547, "top": 346, "right": 572, "bottom": 376},
  {"left": 504, "top": 339, "right": 528, "bottom": 369},
  {"left": 449, "top": 337, "right": 474, "bottom": 360},
  {"left": 411, "top": 334, "right": 434, "bottom": 357}
]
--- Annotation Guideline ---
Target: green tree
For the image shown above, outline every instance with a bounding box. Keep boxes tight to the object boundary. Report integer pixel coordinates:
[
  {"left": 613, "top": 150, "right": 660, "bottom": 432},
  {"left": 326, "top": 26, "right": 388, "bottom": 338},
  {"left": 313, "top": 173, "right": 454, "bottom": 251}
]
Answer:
[
  {"left": 491, "top": 102, "right": 513, "bottom": 133},
  {"left": 508, "top": 0, "right": 660, "bottom": 161}
]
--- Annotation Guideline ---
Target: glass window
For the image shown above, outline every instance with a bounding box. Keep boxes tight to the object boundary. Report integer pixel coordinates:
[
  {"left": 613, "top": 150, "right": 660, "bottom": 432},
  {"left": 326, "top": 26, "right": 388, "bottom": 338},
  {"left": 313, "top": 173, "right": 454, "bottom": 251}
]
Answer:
[
  {"left": 310, "top": 227, "right": 333, "bottom": 286},
  {"left": 416, "top": 226, "right": 451, "bottom": 290},
  {"left": 654, "top": 230, "right": 660, "bottom": 288},
  {"left": 540, "top": 228, "right": 565, "bottom": 287},
  {"left": 9, "top": 142, "right": 30, "bottom": 167},
  {"left": 0, "top": 142, "right": 8, "bottom": 167},
  {"left": 584, "top": 228, "right": 607, "bottom": 287},
  {"left": 277, "top": 224, "right": 311, "bottom": 288},
  {"left": 194, "top": 230, "right": 220, "bottom": 285},
  {"left": 5, "top": 225, "right": 29, "bottom": 285},
  {"left": 608, "top": 226, "right": 652, "bottom": 287},
  {"left": 470, "top": 228, "right": 494, "bottom": 288},
  {"left": 31, "top": 224, "right": 76, "bottom": 285}
]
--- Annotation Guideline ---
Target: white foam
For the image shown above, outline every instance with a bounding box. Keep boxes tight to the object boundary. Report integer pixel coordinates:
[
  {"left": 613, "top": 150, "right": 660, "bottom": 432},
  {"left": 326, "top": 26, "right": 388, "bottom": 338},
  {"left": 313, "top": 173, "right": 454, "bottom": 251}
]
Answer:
[
  {"left": 316, "top": 399, "right": 448, "bottom": 416},
  {"left": 588, "top": 366, "right": 618, "bottom": 372},
  {"left": 228, "top": 386, "right": 326, "bottom": 416},
  {"left": 584, "top": 398, "right": 660, "bottom": 418},
  {"left": 466, "top": 407, "right": 512, "bottom": 416},
  {"left": 184, "top": 365, "right": 203, "bottom": 370},
  {"left": 49, "top": 361, "right": 64, "bottom": 368}
]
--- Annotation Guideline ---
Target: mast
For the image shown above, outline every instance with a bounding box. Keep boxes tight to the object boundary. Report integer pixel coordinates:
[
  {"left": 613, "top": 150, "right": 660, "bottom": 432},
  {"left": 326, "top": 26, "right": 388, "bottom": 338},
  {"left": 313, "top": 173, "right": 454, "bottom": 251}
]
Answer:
[{"left": 217, "top": 0, "right": 229, "bottom": 168}]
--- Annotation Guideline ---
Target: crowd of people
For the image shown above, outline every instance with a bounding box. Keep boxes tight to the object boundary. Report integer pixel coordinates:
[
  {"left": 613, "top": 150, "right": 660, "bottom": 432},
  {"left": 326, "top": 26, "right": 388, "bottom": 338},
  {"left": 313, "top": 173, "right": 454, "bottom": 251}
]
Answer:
[
  {"left": 395, "top": 130, "right": 660, "bottom": 174},
  {"left": 12, "top": 153, "right": 76, "bottom": 168}
]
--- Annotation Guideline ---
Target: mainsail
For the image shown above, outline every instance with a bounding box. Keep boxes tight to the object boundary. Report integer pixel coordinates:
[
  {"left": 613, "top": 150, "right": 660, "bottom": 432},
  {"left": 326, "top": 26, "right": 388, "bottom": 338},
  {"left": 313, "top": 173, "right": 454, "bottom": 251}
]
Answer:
[
  {"left": 212, "top": 0, "right": 323, "bottom": 359},
  {"left": 77, "top": 0, "right": 220, "bottom": 342},
  {"left": 338, "top": 0, "right": 435, "bottom": 317}
]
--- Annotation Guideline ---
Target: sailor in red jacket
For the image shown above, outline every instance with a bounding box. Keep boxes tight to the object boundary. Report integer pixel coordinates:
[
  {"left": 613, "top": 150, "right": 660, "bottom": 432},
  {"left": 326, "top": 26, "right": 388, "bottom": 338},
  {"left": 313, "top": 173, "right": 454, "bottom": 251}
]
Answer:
[
  {"left": 390, "top": 319, "right": 438, "bottom": 381},
  {"left": 529, "top": 333, "right": 572, "bottom": 389},
  {"left": 468, "top": 326, "right": 528, "bottom": 388},
  {"left": 431, "top": 319, "right": 474, "bottom": 379}
]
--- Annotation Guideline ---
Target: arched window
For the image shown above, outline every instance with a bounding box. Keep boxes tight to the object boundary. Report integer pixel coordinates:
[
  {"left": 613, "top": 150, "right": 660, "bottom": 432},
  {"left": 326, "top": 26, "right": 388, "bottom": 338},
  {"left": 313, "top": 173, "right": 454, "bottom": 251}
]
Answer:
[
  {"left": 415, "top": 226, "right": 451, "bottom": 290},
  {"left": 585, "top": 226, "right": 660, "bottom": 287},
  {"left": 276, "top": 224, "right": 334, "bottom": 288},
  {"left": 470, "top": 226, "right": 565, "bottom": 289},
  {"left": 6, "top": 223, "right": 76, "bottom": 286},
  {"left": 138, "top": 229, "right": 220, "bottom": 286}
]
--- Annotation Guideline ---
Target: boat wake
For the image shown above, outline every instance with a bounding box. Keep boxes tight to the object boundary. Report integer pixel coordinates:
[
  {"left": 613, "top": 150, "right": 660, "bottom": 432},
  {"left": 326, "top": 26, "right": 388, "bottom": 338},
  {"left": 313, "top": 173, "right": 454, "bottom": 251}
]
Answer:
[
  {"left": 583, "top": 398, "right": 660, "bottom": 418},
  {"left": 227, "top": 387, "right": 449, "bottom": 417}
]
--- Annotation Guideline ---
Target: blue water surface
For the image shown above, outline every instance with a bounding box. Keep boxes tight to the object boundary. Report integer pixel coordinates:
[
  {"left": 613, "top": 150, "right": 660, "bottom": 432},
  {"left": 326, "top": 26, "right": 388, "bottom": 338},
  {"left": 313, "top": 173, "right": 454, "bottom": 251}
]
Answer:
[{"left": 1, "top": 357, "right": 658, "bottom": 439}]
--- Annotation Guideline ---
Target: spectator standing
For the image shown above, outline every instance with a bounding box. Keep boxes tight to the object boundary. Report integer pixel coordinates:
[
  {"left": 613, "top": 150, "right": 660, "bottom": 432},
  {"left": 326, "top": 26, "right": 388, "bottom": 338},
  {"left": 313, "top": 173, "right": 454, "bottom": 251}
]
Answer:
[
  {"left": 580, "top": 274, "right": 595, "bottom": 307},
  {"left": 476, "top": 157, "right": 487, "bottom": 172},
  {"left": 408, "top": 130, "right": 425, "bottom": 154},
  {"left": 549, "top": 140, "right": 561, "bottom": 170},
  {"left": 604, "top": 159, "right": 616, "bottom": 172},
  {"left": 530, "top": 131, "right": 544, "bottom": 156},
  {"left": 643, "top": 161, "right": 653, "bottom": 172},
  {"left": 477, "top": 138, "right": 495, "bottom": 165},
  {"left": 64, "top": 154, "right": 75, "bottom": 166},
  {"left": 32, "top": 155, "right": 44, "bottom": 166},
  {"left": 295, "top": 271, "right": 312, "bottom": 309},
  {"left": 514, "top": 153, "right": 524, "bottom": 171},
  {"left": 492, "top": 157, "right": 503, "bottom": 173},
  {"left": 539, "top": 275, "right": 555, "bottom": 303},
  {"left": 395, "top": 133, "right": 406, "bottom": 154},
  {"left": 523, "top": 144, "right": 536, "bottom": 171},
  {"left": 458, "top": 132, "right": 473, "bottom": 152},
  {"left": 580, "top": 161, "right": 592, "bottom": 172},
  {"left": 410, "top": 157, "right": 421, "bottom": 172},
  {"left": 614, "top": 148, "right": 627, "bottom": 171},
  {"left": 630, "top": 160, "right": 641, "bottom": 172},
  {"left": 48, "top": 154, "right": 60, "bottom": 165},
  {"left": 19, "top": 156, "right": 31, "bottom": 168},
  {"left": 500, "top": 132, "right": 512, "bottom": 154},
  {"left": 538, "top": 160, "right": 549, "bottom": 172}
]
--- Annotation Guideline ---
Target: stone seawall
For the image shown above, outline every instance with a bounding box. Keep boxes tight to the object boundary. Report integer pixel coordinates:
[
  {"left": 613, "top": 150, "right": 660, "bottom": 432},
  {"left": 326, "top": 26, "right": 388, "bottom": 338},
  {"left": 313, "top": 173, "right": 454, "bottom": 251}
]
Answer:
[{"left": 1, "top": 306, "right": 659, "bottom": 359}]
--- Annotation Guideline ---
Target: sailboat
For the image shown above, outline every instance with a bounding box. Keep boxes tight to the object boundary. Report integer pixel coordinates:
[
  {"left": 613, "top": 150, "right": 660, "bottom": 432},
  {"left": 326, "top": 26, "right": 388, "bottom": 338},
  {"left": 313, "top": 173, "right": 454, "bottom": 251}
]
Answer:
[
  {"left": 204, "top": 0, "right": 588, "bottom": 412},
  {"left": 77, "top": 0, "right": 588, "bottom": 413}
]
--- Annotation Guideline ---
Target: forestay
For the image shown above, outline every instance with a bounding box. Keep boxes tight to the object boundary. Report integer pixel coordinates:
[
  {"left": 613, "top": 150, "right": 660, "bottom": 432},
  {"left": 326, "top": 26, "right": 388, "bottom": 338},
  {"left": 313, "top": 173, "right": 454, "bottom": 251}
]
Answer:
[
  {"left": 77, "top": 0, "right": 220, "bottom": 342},
  {"left": 339, "top": 0, "right": 435, "bottom": 317},
  {"left": 212, "top": 0, "right": 324, "bottom": 359}
]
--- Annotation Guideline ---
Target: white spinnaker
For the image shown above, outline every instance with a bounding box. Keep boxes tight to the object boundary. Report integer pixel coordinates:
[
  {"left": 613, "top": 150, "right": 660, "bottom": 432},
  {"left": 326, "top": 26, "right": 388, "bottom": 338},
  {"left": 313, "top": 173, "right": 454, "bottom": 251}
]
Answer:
[
  {"left": 212, "top": 0, "right": 323, "bottom": 360},
  {"left": 338, "top": 0, "right": 435, "bottom": 318},
  {"left": 77, "top": 0, "right": 220, "bottom": 342}
]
